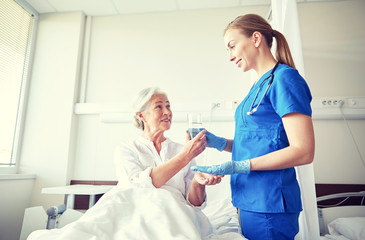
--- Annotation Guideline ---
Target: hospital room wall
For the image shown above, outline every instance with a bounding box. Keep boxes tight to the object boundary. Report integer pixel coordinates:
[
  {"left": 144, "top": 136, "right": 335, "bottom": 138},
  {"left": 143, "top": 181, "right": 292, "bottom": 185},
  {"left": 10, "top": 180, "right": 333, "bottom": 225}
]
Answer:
[
  {"left": 17, "top": 0, "right": 365, "bottom": 211},
  {"left": 298, "top": 1, "right": 365, "bottom": 184},
  {"left": 73, "top": 1, "right": 365, "bottom": 184},
  {"left": 18, "top": 12, "right": 86, "bottom": 209},
  {"left": 0, "top": 12, "right": 85, "bottom": 240}
]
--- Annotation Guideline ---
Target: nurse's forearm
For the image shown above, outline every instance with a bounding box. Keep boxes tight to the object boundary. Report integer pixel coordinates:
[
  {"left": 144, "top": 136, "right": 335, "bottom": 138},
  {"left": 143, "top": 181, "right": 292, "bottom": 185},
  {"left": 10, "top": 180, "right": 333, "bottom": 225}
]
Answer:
[{"left": 250, "top": 145, "right": 314, "bottom": 171}]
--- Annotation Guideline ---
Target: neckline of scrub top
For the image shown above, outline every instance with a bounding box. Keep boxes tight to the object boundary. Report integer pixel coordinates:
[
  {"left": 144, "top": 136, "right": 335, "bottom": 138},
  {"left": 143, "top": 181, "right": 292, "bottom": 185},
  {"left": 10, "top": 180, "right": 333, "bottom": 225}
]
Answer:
[{"left": 251, "top": 64, "right": 281, "bottom": 92}]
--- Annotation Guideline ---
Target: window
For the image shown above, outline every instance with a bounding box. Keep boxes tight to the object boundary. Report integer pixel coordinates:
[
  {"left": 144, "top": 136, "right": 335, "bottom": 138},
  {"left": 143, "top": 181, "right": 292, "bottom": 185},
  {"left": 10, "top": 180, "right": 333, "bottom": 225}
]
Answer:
[{"left": 0, "top": 0, "right": 35, "bottom": 170}]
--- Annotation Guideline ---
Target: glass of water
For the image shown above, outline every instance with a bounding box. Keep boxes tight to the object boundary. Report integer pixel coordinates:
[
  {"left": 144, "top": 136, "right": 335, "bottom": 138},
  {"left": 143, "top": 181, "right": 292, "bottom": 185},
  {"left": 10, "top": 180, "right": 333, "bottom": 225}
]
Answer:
[{"left": 187, "top": 112, "right": 203, "bottom": 139}]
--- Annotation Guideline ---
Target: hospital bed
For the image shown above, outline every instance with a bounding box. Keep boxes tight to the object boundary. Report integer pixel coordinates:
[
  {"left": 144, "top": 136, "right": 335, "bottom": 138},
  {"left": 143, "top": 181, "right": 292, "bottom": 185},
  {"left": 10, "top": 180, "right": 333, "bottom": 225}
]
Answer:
[
  {"left": 24, "top": 179, "right": 247, "bottom": 240},
  {"left": 316, "top": 184, "right": 365, "bottom": 240}
]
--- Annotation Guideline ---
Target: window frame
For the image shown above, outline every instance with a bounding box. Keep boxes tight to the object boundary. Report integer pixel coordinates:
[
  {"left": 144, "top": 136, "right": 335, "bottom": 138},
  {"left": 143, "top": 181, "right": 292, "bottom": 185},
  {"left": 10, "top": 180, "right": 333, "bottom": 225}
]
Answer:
[{"left": 0, "top": 0, "right": 39, "bottom": 173}]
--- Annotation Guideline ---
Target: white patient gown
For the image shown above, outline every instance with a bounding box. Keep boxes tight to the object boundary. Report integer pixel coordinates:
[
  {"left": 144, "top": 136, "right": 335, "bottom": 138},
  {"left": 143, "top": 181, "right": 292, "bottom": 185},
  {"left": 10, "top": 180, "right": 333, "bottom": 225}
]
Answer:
[
  {"left": 114, "top": 136, "right": 196, "bottom": 199},
  {"left": 114, "top": 136, "right": 213, "bottom": 238}
]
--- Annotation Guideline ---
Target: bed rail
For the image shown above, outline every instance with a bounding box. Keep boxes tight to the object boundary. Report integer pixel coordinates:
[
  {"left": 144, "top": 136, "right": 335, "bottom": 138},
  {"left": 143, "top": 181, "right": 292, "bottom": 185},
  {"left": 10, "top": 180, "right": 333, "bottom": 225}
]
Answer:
[
  {"left": 317, "top": 191, "right": 365, "bottom": 202},
  {"left": 315, "top": 184, "right": 365, "bottom": 208}
]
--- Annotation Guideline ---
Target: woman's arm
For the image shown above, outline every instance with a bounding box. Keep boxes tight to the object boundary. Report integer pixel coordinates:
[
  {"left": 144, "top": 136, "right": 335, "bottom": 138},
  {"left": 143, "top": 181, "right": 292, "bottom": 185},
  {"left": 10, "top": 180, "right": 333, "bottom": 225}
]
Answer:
[
  {"left": 150, "top": 130, "right": 207, "bottom": 188},
  {"left": 188, "top": 173, "right": 223, "bottom": 206},
  {"left": 250, "top": 112, "right": 315, "bottom": 170}
]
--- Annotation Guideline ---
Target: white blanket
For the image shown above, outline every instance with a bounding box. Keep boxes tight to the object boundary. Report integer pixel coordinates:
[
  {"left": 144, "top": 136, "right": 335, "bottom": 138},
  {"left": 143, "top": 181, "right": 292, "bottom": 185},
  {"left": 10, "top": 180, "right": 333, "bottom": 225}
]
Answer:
[{"left": 28, "top": 186, "right": 246, "bottom": 240}]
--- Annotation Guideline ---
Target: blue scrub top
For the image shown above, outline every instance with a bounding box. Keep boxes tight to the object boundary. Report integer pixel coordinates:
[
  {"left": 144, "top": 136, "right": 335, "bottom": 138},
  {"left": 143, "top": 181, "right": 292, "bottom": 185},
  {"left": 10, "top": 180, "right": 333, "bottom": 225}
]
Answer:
[{"left": 231, "top": 64, "right": 312, "bottom": 213}]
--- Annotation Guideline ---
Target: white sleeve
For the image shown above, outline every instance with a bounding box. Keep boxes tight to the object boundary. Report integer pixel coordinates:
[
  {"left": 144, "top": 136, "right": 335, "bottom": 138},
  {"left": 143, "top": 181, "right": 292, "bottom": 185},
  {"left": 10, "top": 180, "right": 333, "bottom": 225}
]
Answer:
[
  {"left": 184, "top": 158, "right": 196, "bottom": 197},
  {"left": 114, "top": 143, "right": 155, "bottom": 188}
]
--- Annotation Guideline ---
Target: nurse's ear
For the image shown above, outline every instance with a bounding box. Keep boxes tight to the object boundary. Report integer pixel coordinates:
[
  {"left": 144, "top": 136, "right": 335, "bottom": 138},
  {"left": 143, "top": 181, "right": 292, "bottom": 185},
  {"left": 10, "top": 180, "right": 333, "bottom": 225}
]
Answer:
[{"left": 252, "top": 31, "right": 262, "bottom": 48}]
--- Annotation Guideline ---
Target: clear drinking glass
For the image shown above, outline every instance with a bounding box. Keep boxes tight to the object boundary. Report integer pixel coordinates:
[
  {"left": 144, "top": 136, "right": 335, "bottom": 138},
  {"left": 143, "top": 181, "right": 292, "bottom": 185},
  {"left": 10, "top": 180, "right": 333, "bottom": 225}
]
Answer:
[{"left": 187, "top": 112, "right": 203, "bottom": 139}]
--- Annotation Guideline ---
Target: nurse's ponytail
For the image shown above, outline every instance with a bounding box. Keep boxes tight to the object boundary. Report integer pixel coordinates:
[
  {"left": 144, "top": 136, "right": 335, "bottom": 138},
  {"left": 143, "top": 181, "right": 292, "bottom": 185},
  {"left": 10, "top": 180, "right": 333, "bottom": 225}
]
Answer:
[
  {"left": 272, "top": 30, "right": 296, "bottom": 69},
  {"left": 224, "top": 14, "right": 296, "bottom": 69}
]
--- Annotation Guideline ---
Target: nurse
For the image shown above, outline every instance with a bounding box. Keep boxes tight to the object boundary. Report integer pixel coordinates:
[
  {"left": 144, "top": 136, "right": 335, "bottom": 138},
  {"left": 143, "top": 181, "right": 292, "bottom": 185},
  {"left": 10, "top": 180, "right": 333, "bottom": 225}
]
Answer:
[{"left": 192, "top": 14, "right": 315, "bottom": 240}]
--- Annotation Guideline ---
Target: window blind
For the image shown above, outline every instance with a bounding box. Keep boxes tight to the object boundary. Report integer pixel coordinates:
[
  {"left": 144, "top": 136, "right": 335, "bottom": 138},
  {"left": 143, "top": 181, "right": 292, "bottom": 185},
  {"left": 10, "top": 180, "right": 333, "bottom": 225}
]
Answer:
[{"left": 0, "top": 0, "right": 34, "bottom": 166}]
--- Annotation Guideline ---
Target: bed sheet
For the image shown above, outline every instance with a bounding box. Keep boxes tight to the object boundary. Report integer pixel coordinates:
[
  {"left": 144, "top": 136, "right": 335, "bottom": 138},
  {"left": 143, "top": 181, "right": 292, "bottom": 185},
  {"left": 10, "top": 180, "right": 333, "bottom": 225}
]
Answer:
[
  {"left": 27, "top": 186, "right": 246, "bottom": 240},
  {"left": 320, "top": 217, "right": 365, "bottom": 240},
  {"left": 202, "top": 197, "right": 245, "bottom": 239}
]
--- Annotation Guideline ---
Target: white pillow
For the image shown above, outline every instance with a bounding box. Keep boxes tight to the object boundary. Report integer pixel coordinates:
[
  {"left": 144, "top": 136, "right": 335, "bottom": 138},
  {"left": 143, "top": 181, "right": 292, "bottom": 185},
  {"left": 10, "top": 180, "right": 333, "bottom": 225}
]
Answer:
[{"left": 328, "top": 217, "right": 365, "bottom": 240}]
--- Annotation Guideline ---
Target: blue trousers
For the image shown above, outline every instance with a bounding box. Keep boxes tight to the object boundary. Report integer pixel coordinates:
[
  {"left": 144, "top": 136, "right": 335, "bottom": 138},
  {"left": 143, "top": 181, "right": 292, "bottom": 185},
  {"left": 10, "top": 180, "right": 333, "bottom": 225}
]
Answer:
[{"left": 239, "top": 210, "right": 300, "bottom": 240}]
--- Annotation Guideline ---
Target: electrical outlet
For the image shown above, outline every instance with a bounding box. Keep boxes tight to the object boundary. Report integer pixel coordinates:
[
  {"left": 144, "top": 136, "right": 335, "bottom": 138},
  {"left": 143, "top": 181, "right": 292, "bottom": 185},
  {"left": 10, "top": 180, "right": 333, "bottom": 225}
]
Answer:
[
  {"left": 321, "top": 99, "right": 345, "bottom": 108},
  {"left": 211, "top": 100, "right": 239, "bottom": 110},
  {"left": 211, "top": 102, "right": 222, "bottom": 109}
]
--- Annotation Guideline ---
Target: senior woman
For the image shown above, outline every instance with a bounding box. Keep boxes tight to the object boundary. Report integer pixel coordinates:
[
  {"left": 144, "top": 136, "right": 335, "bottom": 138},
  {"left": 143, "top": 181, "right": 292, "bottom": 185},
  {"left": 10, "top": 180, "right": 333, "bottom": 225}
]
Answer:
[{"left": 114, "top": 87, "right": 223, "bottom": 208}]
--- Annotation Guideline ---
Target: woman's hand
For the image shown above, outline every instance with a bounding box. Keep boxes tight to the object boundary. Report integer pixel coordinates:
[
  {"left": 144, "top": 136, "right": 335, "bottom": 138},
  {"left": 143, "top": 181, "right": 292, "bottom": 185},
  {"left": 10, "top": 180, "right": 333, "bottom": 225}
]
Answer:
[
  {"left": 188, "top": 172, "right": 224, "bottom": 206},
  {"left": 182, "top": 129, "right": 207, "bottom": 160},
  {"left": 193, "top": 172, "right": 224, "bottom": 185}
]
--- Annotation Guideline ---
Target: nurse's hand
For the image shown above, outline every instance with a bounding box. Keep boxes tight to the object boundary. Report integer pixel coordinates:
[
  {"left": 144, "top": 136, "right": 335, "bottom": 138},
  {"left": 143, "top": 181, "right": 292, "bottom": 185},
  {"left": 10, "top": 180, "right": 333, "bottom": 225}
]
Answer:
[
  {"left": 191, "top": 160, "right": 251, "bottom": 175},
  {"left": 205, "top": 131, "right": 227, "bottom": 152},
  {"left": 194, "top": 172, "right": 224, "bottom": 185}
]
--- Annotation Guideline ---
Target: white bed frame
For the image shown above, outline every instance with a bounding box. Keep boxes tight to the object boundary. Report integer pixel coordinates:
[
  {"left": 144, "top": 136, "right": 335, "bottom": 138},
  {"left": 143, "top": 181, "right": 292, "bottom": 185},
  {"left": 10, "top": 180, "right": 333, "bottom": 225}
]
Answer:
[{"left": 317, "top": 191, "right": 365, "bottom": 235}]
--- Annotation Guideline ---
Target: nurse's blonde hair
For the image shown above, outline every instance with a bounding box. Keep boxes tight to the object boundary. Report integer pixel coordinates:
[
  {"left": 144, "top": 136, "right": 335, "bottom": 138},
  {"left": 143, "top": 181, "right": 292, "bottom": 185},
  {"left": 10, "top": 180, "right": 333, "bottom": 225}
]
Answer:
[
  {"left": 224, "top": 14, "right": 296, "bottom": 69},
  {"left": 132, "top": 87, "right": 167, "bottom": 130}
]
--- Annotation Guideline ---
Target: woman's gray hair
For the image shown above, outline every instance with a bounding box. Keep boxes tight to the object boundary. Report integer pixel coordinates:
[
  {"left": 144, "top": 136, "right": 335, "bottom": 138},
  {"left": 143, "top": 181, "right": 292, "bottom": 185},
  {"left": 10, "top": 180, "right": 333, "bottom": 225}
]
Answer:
[{"left": 132, "top": 87, "right": 167, "bottom": 130}]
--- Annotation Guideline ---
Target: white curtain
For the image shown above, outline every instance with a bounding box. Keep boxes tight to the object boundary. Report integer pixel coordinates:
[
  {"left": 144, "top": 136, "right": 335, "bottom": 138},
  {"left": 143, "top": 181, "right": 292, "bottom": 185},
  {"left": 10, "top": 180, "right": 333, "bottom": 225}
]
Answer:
[{"left": 270, "top": 1, "right": 320, "bottom": 239}]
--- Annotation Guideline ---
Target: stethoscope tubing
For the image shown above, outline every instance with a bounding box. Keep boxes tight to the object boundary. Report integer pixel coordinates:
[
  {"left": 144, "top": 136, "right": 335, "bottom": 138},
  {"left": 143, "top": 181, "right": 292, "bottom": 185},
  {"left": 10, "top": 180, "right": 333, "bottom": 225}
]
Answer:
[{"left": 246, "top": 62, "right": 280, "bottom": 115}]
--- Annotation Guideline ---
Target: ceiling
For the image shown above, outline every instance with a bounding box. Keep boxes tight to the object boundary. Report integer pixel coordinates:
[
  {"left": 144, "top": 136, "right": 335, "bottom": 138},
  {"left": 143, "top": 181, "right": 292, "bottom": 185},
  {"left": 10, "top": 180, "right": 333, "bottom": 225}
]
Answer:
[{"left": 21, "top": 0, "right": 339, "bottom": 17}]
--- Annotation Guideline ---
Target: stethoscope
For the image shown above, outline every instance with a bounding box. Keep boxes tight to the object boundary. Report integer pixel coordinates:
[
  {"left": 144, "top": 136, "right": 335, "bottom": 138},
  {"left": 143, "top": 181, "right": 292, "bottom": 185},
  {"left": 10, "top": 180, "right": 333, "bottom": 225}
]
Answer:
[{"left": 247, "top": 61, "right": 280, "bottom": 115}]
